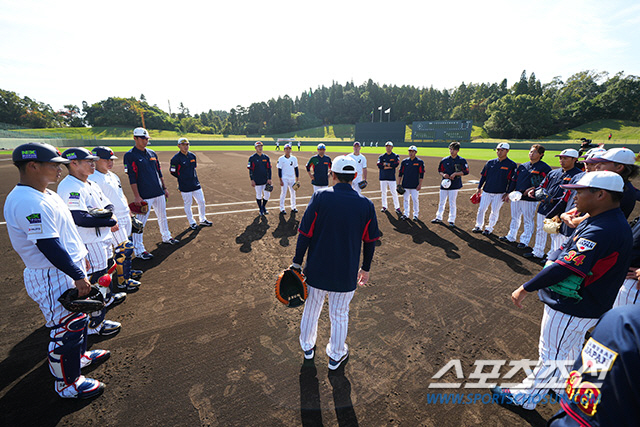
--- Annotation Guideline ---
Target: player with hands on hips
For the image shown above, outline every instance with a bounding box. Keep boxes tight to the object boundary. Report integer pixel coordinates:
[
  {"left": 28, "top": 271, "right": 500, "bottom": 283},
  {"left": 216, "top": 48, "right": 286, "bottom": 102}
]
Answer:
[
  {"left": 398, "top": 145, "right": 425, "bottom": 220},
  {"left": 432, "top": 142, "right": 469, "bottom": 227},
  {"left": 124, "top": 127, "right": 179, "bottom": 260},
  {"left": 4, "top": 142, "right": 109, "bottom": 399},
  {"left": 293, "top": 155, "right": 380, "bottom": 370},
  {"left": 306, "top": 143, "right": 332, "bottom": 192},
  {"left": 276, "top": 143, "right": 299, "bottom": 214},
  {"left": 57, "top": 148, "right": 125, "bottom": 337},
  {"left": 348, "top": 141, "right": 368, "bottom": 195},
  {"left": 247, "top": 141, "right": 272, "bottom": 216},
  {"left": 493, "top": 171, "right": 632, "bottom": 411},
  {"left": 377, "top": 141, "right": 401, "bottom": 214},
  {"left": 169, "top": 138, "right": 212, "bottom": 229},
  {"left": 472, "top": 142, "right": 517, "bottom": 235}
]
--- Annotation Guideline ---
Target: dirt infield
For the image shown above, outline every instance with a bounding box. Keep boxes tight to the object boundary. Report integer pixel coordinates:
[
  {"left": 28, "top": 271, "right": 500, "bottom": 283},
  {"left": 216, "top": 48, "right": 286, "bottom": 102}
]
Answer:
[{"left": 1, "top": 150, "right": 633, "bottom": 426}]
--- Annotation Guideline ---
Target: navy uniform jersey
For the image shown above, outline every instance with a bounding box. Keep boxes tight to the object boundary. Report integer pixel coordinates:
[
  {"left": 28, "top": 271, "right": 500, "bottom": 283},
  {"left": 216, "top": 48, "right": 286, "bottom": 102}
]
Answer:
[
  {"left": 478, "top": 158, "right": 517, "bottom": 194},
  {"left": 438, "top": 155, "right": 469, "bottom": 190},
  {"left": 169, "top": 152, "right": 201, "bottom": 192},
  {"left": 377, "top": 152, "right": 400, "bottom": 181},
  {"left": 298, "top": 183, "right": 380, "bottom": 292},
  {"left": 538, "top": 207, "right": 632, "bottom": 318},
  {"left": 549, "top": 305, "right": 640, "bottom": 427},
  {"left": 306, "top": 155, "right": 332, "bottom": 186},
  {"left": 512, "top": 160, "right": 552, "bottom": 201},
  {"left": 247, "top": 153, "right": 272, "bottom": 185},
  {"left": 398, "top": 157, "right": 425, "bottom": 189},
  {"left": 123, "top": 147, "right": 164, "bottom": 199},
  {"left": 536, "top": 166, "right": 582, "bottom": 216}
]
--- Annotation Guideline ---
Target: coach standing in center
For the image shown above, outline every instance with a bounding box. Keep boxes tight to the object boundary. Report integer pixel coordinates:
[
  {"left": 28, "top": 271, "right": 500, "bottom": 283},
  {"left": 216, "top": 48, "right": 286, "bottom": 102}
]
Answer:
[
  {"left": 247, "top": 141, "right": 272, "bottom": 216},
  {"left": 398, "top": 145, "right": 425, "bottom": 220}
]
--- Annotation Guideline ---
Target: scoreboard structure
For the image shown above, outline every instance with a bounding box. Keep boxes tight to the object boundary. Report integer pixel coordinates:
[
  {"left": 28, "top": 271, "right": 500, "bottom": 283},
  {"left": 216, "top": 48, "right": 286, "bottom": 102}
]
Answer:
[
  {"left": 411, "top": 120, "right": 473, "bottom": 141},
  {"left": 354, "top": 122, "right": 406, "bottom": 145}
]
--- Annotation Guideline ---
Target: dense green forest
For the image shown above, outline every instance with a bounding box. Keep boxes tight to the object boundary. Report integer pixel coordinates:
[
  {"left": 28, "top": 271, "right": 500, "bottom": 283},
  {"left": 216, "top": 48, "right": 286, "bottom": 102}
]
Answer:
[{"left": 1, "top": 70, "right": 638, "bottom": 139}]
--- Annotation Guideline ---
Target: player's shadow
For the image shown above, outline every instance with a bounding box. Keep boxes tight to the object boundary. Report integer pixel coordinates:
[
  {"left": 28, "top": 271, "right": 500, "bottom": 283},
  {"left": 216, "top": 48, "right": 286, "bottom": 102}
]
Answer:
[
  {"left": 0, "top": 325, "right": 49, "bottom": 392},
  {"left": 132, "top": 226, "right": 201, "bottom": 272},
  {"left": 328, "top": 367, "right": 358, "bottom": 426},
  {"left": 299, "top": 359, "right": 323, "bottom": 426},
  {"left": 235, "top": 215, "right": 270, "bottom": 253},
  {"left": 272, "top": 211, "right": 300, "bottom": 247},
  {"left": 449, "top": 228, "right": 533, "bottom": 275},
  {"left": 385, "top": 212, "right": 460, "bottom": 259}
]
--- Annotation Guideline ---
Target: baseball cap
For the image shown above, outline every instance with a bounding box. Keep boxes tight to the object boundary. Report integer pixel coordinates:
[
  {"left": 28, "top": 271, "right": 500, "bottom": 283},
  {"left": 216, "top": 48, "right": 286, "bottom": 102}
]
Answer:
[
  {"left": 585, "top": 147, "right": 636, "bottom": 165},
  {"left": 254, "top": 141, "right": 263, "bottom": 147},
  {"left": 62, "top": 147, "right": 99, "bottom": 161},
  {"left": 133, "top": 127, "right": 150, "bottom": 138},
  {"left": 353, "top": 141, "right": 361, "bottom": 147},
  {"left": 91, "top": 146, "right": 118, "bottom": 160},
  {"left": 332, "top": 155, "right": 357, "bottom": 174},
  {"left": 496, "top": 142, "right": 510, "bottom": 150},
  {"left": 560, "top": 170, "right": 624, "bottom": 192},
  {"left": 408, "top": 145, "right": 417, "bottom": 152},
  {"left": 284, "top": 143, "right": 292, "bottom": 149},
  {"left": 177, "top": 138, "right": 189, "bottom": 145},
  {"left": 555, "top": 148, "right": 579, "bottom": 158},
  {"left": 581, "top": 147, "right": 607, "bottom": 161},
  {"left": 385, "top": 141, "right": 393, "bottom": 146},
  {"left": 317, "top": 143, "right": 326, "bottom": 150},
  {"left": 12, "top": 142, "right": 69, "bottom": 164}
]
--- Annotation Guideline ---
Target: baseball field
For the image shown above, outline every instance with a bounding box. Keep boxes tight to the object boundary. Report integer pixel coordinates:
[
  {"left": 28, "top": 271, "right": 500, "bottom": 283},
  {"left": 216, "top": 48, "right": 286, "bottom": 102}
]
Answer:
[{"left": 1, "top": 149, "right": 637, "bottom": 426}]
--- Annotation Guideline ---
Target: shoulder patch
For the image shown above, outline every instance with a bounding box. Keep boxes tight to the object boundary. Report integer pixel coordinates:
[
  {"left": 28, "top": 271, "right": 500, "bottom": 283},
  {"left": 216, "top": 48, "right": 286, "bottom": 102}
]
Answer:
[
  {"left": 581, "top": 337, "right": 618, "bottom": 374},
  {"left": 69, "top": 192, "right": 80, "bottom": 199},
  {"left": 26, "top": 213, "right": 42, "bottom": 234},
  {"left": 576, "top": 238, "right": 596, "bottom": 252}
]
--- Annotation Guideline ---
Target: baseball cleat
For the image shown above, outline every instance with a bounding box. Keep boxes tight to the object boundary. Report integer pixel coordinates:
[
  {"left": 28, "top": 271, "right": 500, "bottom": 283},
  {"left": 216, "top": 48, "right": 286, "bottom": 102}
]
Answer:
[
  {"left": 105, "top": 291, "right": 126, "bottom": 308},
  {"left": 116, "top": 279, "right": 140, "bottom": 293},
  {"left": 328, "top": 351, "right": 349, "bottom": 370},
  {"left": 303, "top": 345, "right": 316, "bottom": 360},
  {"left": 482, "top": 230, "right": 491, "bottom": 236},
  {"left": 498, "top": 236, "right": 510, "bottom": 242},
  {"left": 200, "top": 219, "right": 213, "bottom": 227},
  {"left": 263, "top": 209, "right": 269, "bottom": 215},
  {"left": 56, "top": 375, "right": 105, "bottom": 399},
  {"left": 380, "top": 207, "right": 387, "bottom": 212},
  {"left": 517, "top": 243, "right": 528, "bottom": 249},
  {"left": 163, "top": 238, "right": 180, "bottom": 245},
  {"left": 88, "top": 320, "right": 121, "bottom": 337},
  {"left": 138, "top": 251, "right": 153, "bottom": 260},
  {"left": 395, "top": 208, "right": 402, "bottom": 214},
  {"left": 431, "top": 218, "right": 442, "bottom": 224},
  {"left": 412, "top": 216, "right": 419, "bottom": 221},
  {"left": 130, "top": 269, "right": 143, "bottom": 280},
  {"left": 81, "top": 349, "right": 111, "bottom": 369},
  {"left": 400, "top": 215, "right": 408, "bottom": 220},
  {"left": 189, "top": 223, "right": 198, "bottom": 230},
  {"left": 291, "top": 209, "right": 298, "bottom": 213},
  {"left": 280, "top": 210, "right": 286, "bottom": 214},
  {"left": 471, "top": 227, "right": 482, "bottom": 233},
  {"left": 448, "top": 222, "right": 455, "bottom": 227},
  {"left": 523, "top": 252, "right": 542, "bottom": 259}
]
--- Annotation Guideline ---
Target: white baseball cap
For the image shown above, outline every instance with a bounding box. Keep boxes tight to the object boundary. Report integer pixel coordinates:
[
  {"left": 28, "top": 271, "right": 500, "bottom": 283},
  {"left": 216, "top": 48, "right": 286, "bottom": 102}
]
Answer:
[
  {"left": 555, "top": 148, "right": 579, "bottom": 158},
  {"left": 317, "top": 143, "right": 326, "bottom": 150},
  {"left": 586, "top": 147, "right": 637, "bottom": 165},
  {"left": 254, "top": 141, "right": 263, "bottom": 147},
  {"left": 177, "top": 137, "right": 189, "bottom": 145},
  {"left": 332, "top": 155, "right": 357, "bottom": 174},
  {"left": 284, "top": 143, "right": 292, "bottom": 149},
  {"left": 581, "top": 147, "right": 607, "bottom": 160},
  {"left": 385, "top": 141, "right": 393, "bottom": 146},
  {"left": 408, "top": 145, "right": 418, "bottom": 152},
  {"left": 496, "top": 142, "right": 510, "bottom": 150},
  {"left": 441, "top": 178, "right": 452, "bottom": 189},
  {"left": 133, "top": 127, "right": 150, "bottom": 138},
  {"left": 509, "top": 191, "right": 523, "bottom": 202},
  {"left": 560, "top": 170, "right": 624, "bottom": 192},
  {"left": 353, "top": 141, "right": 361, "bottom": 146}
]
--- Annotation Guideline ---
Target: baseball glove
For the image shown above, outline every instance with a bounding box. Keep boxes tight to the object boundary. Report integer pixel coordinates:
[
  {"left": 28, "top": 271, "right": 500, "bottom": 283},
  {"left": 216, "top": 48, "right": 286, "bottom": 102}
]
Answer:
[
  {"left": 131, "top": 215, "right": 144, "bottom": 234},
  {"left": 265, "top": 183, "right": 274, "bottom": 192},
  {"left": 275, "top": 267, "right": 308, "bottom": 308},
  {"left": 88, "top": 207, "right": 113, "bottom": 218},
  {"left": 470, "top": 192, "right": 481, "bottom": 204},
  {"left": 129, "top": 201, "right": 149, "bottom": 215},
  {"left": 396, "top": 185, "right": 405, "bottom": 195},
  {"left": 58, "top": 285, "right": 105, "bottom": 313},
  {"left": 542, "top": 262, "right": 584, "bottom": 301},
  {"left": 292, "top": 181, "right": 301, "bottom": 191},
  {"left": 543, "top": 217, "right": 562, "bottom": 234},
  {"left": 534, "top": 187, "right": 552, "bottom": 203},
  {"left": 358, "top": 180, "right": 368, "bottom": 190}
]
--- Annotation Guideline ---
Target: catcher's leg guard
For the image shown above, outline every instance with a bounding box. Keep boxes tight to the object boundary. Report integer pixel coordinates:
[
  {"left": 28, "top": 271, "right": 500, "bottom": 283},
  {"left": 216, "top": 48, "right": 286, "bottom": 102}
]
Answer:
[
  {"left": 49, "top": 312, "right": 88, "bottom": 385},
  {"left": 114, "top": 241, "right": 140, "bottom": 292}
]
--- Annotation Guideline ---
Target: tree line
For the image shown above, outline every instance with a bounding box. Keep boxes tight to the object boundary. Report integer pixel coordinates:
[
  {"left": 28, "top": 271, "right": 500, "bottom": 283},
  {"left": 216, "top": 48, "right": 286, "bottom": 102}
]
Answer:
[{"left": 1, "top": 70, "right": 639, "bottom": 139}]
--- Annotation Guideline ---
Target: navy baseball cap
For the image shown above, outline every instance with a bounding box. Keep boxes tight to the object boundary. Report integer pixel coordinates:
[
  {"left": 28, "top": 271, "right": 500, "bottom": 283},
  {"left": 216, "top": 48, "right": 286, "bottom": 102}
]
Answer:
[
  {"left": 12, "top": 142, "right": 69, "bottom": 164},
  {"left": 91, "top": 146, "right": 118, "bottom": 160},
  {"left": 62, "top": 148, "right": 99, "bottom": 161}
]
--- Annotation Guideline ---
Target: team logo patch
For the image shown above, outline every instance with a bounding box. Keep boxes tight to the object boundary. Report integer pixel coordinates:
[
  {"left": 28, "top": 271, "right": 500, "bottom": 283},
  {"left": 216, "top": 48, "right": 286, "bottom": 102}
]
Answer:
[
  {"left": 21, "top": 150, "right": 37, "bottom": 160},
  {"left": 26, "top": 213, "right": 42, "bottom": 234},
  {"left": 69, "top": 192, "right": 80, "bottom": 200},
  {"left": 26, "top": 213, "right": 41, "bottom": 224},
  {"left": 581, "top": 337, "right": 617, "bottom": 374},
  {"left": 65, "top": 152, "right": 78, "bottom": 159},
  {"left": 576, "top": 238, "right": 596, "bottom": 252}
]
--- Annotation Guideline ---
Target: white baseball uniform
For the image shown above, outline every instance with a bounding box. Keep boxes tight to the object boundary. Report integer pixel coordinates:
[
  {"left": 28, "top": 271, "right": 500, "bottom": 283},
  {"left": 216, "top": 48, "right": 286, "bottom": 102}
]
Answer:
[
  {"left": 505, "top": 200, "right": 538, "bottom": 245},
  {"left": 474, "top": 192, "right": 504, "bottom": 233},
  {"left": 613, "top": 278, "right": 640, "bottom": 307},
  {"left": 435, "top": 189, "right": 460, "bottom": 223},
  {"left": 89, "top": 169, "right": 131, "bottom": 244},
  {"left": 277, "top": 154, "right": 298, "bottom": 211},
  {"left": 403, "top": 189, "right": 420, "bottom": 217},
  {"left": 180, "top": 189, "right": 207, "bottom": 225},
  {"left": 348, "top": 153, "right": 367, "bottom": 195},
  {"left": 380, "top": 180, "right": 400, "bottom": 210}
]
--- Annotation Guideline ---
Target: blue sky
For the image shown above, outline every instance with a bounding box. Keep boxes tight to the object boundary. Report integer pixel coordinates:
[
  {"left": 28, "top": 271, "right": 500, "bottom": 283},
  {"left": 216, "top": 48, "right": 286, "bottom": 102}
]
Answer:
[{"left": 1, "top": 0, "right": 639, "bottom": 114}]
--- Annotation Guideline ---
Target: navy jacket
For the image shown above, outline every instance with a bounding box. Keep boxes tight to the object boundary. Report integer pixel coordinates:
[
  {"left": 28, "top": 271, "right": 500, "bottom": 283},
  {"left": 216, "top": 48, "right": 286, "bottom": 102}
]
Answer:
[
  {"left": 247, "top": 153, "right": 272, "bottom": 185},
  {"left": 170, "top": 151, "right": 201, "bottom": 192},
  {"left": 123, "top": 147, "right": 164, "bottom": 199},
  {"left": 438, "top": 155, "right": 469, "bottom": 190},
  {"left": 377, "top": 152, "right": 400, "bottom": 181},
  {"left": 512, "top": 160, "right": 552, "bottom": 201},
  {"left": 398, "top": 157, "right": 425, "bottom": 189},
  {"left": 478, "top": 158, "right": 517, "bottom": 194}
]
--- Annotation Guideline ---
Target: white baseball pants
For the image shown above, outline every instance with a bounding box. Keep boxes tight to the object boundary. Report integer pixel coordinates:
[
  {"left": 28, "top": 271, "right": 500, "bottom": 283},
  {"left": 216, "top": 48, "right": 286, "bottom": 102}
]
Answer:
[
  {"left": 510, "top": 305, "right": 597, "bottom": 410},
  {"left": 132, "top": 194, "right": 172, "bottom": 256},
  {"left": 300, "top": 285, "right": 355, "bottom": 362},
  {"left": 549, "top": 233, "right": 570, "bottom": 255},
  {"left": 380, "top": 180, "right": 400, "bottom": 210},
  {"left": 531, "top": 213, "right": 549, "bottom": 258},
  {"left": 435, "top": 189, "right": 459, "bottom": 223},
  {"left": 254, "top": 185, "right": 271, "bottom": 200},
  {"left": 182, "top": 188, "right": 207, "bottom": 225},
  {"left": 279, "top": 179, "right": 297, "bottom": 210},
  {"left": 474, "top": 192, "right": 504, "bottom": 232},
  {"left": 403, "top": 189, "right": 419, "bottom": 218},
  {"left": 613, "top": 278, "right": 640, "bottom": 307},
  {"left": 505, "top": 200, "right": 538, "bottom": 245},
  {"left": 111, "top": 214, "right": 132, "bottom": 246},
  {"left": 85, "top": 241, "right": 109, "bottom": 275}
]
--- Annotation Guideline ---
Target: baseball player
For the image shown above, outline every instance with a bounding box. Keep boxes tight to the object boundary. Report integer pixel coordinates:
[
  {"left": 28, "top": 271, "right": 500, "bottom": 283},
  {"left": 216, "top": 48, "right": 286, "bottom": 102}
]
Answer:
[
  {"left": 293, "top": 155, "right": 380, "bottom": 369},
  {"left": 431, "top": 142, "right": 469, "bottom": 227},
  {"left": 493, "top": 171, "right": 632, "bottom": 411},
  {"left": 5, "top": 142, "right": 109, "bottom": 399},
  {"left": 169, "top": 138, "right": 213, "bottom": 229},
  {"left": 297, "top": 141, "right": 301, "bottom": 151},
  {"left": 57, "top": 148, "right": 124, "bottom": 337},
  {"left": 247, "top": 141, "right": 272, "bottom": 216},
  {"left": 348, "top": 141, "right": 367, "bottom": 195},
  {"left": 306, "top": 143, "right": 332, "bottom": 192},
  {"left": 398, "top": 145, "right": 425, "bottom": 220},
  {"left": 524, "top": 148, "right": 582, "bottom": 261},
  {"left": 89, "top": 146, "right": 142, "bottom": 293},
  {"left": 123, "top": 127, "right": 179, "bottom": 260},
  {"left": 613, "top": 215, "right": 640, "bottom": 307},
  {"left": 276, "top": 143, "right": 299, "bottom": 214},
  {"left": 472, "top": 142, "right": 517, "bottom": 235},
  {"left": 377, "top": 141, "right": 401, "bottom": 214},
  {"left": 500, "top": 144, "right": 551, "bottom": 247}
]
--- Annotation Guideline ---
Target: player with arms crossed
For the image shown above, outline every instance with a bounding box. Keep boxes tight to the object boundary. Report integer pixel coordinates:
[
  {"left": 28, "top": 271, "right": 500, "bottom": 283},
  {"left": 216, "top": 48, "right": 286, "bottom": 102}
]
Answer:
[
  {"left": 377, "top": 141, "right": 401, "bottom": 214},
  {"left": 398, "top": 145, "right": 425, "bottom": 220},
  {"left": 293, "top": 155, "right": 380, "bottom": 369},
  {"left": 492, "top": 171, "right": 632, "bottom": 411},
  {"left": 432, "top": 142, "right": 469, "bottom": 227},
  {"left": 5, "top": 142, "right": 109, "bottom": 399},
  {"left": 247, "top": 141, "right": 272, "bottom": 216},
  {"left": 306, "top": 143, "right": 332, "bottom": 192},
  {"left": 276, "top": 143, "right": 299, "bottom": 214}
]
